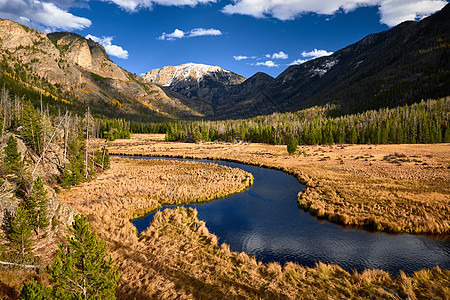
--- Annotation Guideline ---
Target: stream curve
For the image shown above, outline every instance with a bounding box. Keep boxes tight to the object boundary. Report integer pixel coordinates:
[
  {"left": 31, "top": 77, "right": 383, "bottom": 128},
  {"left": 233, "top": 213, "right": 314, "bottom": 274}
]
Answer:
[{"left": 129, "top": 156, "right": 450, "bottom": 275}]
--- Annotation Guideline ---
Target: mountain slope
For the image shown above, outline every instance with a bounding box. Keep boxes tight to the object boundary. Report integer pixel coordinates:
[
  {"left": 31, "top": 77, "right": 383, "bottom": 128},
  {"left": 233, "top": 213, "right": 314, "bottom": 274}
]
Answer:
[
  {"left": 0, "top": 22, "right": 204, "bottom": 120},
  {"left": 245, "top": 3, "right": 450, "bottom": 117}
]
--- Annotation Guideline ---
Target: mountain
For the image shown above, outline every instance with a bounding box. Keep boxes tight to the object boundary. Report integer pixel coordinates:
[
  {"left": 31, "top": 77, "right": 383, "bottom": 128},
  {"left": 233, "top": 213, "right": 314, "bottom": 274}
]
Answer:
[
  {"left": 0, "top": 21, "right": 205, "bottom": 120},
  {"left": 143, "top": 4, "right": 449, "bottom": 119},
  {"left": 142, "top": 63, "right": 246, "bottom": 116},
  {"left": 223, "top": 3, "right": 450, "bottom": 118}
]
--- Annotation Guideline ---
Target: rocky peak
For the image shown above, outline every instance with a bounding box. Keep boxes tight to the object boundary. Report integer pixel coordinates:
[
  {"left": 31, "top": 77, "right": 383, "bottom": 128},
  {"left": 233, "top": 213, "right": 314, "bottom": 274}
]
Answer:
[
  {"left": 48, "top": 32, "right": 93, "bottom": 69},
  {"left": 142, "top": 63, "right": 246, "bottom": 87},
  {"left": 0, "top": 19, "right": 44, "bottom": 50}
]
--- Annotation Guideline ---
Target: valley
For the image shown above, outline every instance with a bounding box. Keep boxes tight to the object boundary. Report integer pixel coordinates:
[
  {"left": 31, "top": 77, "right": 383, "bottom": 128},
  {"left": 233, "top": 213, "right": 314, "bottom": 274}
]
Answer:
[{"left": 0, "top": 2, "right": 448, "bottom": 299}]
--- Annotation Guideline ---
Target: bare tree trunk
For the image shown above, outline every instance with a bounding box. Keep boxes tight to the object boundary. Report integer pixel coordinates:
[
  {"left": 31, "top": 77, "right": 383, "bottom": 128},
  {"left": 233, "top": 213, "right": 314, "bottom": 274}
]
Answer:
[
  {"left": 85, "top": 107, "right": 89, "bottom": 178},
  {"left": 32, "top": 112, "right": 68, "bottom": 178},
  {"left": 101, "top": 147, "right": 105, "bottom": 170},
  {"left": 63, "top": 111, "right": 70, "bottom": 164}
]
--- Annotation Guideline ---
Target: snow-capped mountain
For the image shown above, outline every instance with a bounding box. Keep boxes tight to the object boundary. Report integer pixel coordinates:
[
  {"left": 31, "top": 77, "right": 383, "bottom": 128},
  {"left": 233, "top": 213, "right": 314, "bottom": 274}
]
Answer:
[
  {"left": 142, "top": 63, "right": 245, "bottom": 87},
  {"left": 141, "top": 63, "right": 246, "bottom": 116}
]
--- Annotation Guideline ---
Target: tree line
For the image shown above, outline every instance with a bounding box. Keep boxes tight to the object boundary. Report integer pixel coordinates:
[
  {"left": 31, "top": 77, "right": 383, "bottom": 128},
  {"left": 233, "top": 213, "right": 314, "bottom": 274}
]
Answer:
[{"left": 161, "top": 98, "right": 449, "bottom": 145}]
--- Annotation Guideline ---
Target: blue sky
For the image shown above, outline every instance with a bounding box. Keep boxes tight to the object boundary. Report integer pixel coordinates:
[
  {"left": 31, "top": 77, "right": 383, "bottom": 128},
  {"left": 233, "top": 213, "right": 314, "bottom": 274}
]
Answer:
[{"left": 1, "top": 0, "right": 447, "bottom": 78}]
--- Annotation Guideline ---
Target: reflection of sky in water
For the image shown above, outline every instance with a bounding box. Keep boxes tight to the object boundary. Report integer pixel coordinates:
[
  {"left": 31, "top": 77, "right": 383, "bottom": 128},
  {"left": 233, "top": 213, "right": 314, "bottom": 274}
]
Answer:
[{"left": 130, "top": 156, "right": 450, "bottom": 275}]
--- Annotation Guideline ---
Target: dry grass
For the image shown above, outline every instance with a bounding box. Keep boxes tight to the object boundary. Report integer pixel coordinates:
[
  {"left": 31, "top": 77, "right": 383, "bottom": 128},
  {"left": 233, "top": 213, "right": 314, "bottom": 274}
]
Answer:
[
  {"left": 57, "top": 157, "right": 254, "bottom": 299},
  {"left": 108, "top": 135, "right": 450, "bottom": 234},
  {"left": 53, "top": 141, "right": 449, "bottom": 299},
  {"left": 0, "top": 270, "right": 49, "bottom": 300}
]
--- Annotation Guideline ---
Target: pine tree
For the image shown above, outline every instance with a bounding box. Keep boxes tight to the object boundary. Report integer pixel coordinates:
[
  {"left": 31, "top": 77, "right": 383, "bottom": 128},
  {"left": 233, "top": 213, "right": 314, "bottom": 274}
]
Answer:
[
  {"left": 4, "top": 135, "right": 23, "bottom": 175},
  {"left": 20, "top": 100, "right": 43, "bottom": 154},
  {"left": 94, "top": 147, "right": 110, "bottom": 170},
  {"left": 26, "top": 177, "right": 49, "bottom": 236},
  {"left": 20, "top": 279, "right": 50, "bottom": 300},
  {"left": 287, "top": 134, "right": 298, "bottom": 155},
  {"left": 49, "top": 215, "right": 119, "bottom": 299},
  {"left": 9, "top": 204, "right": 33, "bottom": 263}
]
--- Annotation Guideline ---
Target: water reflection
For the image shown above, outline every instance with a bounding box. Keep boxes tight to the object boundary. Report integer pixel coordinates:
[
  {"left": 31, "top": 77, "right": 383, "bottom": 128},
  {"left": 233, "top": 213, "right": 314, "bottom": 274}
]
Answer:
[{"left": 129, "top": 156, "right": 450, "bottom": 275}]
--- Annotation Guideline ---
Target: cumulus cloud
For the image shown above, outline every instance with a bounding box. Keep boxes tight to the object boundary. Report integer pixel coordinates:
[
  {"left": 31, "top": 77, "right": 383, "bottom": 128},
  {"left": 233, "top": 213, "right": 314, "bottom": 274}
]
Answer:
[
  {"left": 221, "top": 0, "right": 447, "bottom": 26},
  {"left": 256, "top": 60, "right": 278, "bottom": 67},
  {"left": 158, "top": 29, "right": 185, "bottom": 40},
  {"left": 86, "top": 34, "right": 129, "bottom": 59},
  {"left": 103, "top": 0, "right": 216, "bottom": 13},
  {"left": 290, "top": 59, "right": 307, "bottom": 65},
  {"left": 188, "top": 28, "right": 222, "bottom": 37},
  {"left": 234, "top": 55, "right": 249, "bottom": 61},
  {"left": 158, "top": 28, "right": 222, "bottom": 40},
  {"left": 289, "top": 49, "right": 333, "bottom": 65},
  {"left": 266, "top": 51, "right": 288, "bottom": 59},
  {"left": 0, "top": 0, "right": 91, "bottom": 32},
  {"left": 301, "top": 49, "right": 333, "bottom": 59}
]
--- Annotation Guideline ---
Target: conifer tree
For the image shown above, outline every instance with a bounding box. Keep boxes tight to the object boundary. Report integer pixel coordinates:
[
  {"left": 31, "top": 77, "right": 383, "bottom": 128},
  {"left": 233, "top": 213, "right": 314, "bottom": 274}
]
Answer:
[
  {"left": 19, "top": 279, "right": 49, "bottom": 300},
  {"left": 9, "top": 204, "right": 33, "bottom": 263},
  {"left": 20, "top": 100, "right": 43, "bottom": 154},
  {"left": 49, "top": 215, "right": 119, "bottom": 299},
  {"left": 287, "top": 134, "right": 298, "bottom": 155},
  {"left": 26, "top": 176, "right": 49, "bottom": 236},
  {"left": 4, "top": 135, "right": 23, "bottom": 176}
]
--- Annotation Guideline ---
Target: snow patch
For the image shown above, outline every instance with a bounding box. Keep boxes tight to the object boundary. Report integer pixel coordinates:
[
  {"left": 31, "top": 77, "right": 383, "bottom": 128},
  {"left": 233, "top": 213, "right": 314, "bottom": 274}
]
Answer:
[
  {"left": 311, "top": 59, "right": 338, "bottom": 77},
  {"left": 147, "top": 63, "right": 231, "bottom": 87}
]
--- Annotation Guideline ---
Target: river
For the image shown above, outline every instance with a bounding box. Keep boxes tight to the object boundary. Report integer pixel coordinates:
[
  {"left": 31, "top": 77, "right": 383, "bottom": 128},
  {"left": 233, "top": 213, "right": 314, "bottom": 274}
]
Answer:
[{"left": 129, "top": 156, "right": 450, "bottom": 275}]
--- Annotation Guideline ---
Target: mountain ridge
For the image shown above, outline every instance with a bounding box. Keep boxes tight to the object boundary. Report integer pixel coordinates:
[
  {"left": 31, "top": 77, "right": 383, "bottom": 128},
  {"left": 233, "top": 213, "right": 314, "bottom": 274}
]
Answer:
[{"left": 0, "top": 22, "right": 206, "bottom": 120}]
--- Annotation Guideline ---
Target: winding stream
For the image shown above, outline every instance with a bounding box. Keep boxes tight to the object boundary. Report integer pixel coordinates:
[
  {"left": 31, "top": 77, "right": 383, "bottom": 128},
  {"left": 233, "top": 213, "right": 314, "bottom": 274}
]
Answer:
[{"left": 129, "top": 156, "right": 450, "bottom": 275}]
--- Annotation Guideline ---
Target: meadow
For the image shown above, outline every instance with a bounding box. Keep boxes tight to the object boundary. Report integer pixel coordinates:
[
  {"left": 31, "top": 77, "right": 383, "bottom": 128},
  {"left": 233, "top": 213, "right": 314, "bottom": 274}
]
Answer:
[
  {"left": 109, "top": 134, "right": 450, "bottom": 234},
  {"left": 53, "top": 135, "right": 450, "bottom": 298}
]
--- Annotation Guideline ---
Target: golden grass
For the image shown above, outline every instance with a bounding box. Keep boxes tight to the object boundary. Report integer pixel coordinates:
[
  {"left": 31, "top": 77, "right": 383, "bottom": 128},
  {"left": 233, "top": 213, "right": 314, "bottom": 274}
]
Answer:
[
  {"left": 107, "top": 135, "right": 450, "bottom": 234},
  {"left": 56, "top": 157, "right": 254, "bottom": 299},
  {"left": 52, "top": 145, "right": 449, "bottom": 299},
  {"left": 0, "top": 270, "right": 49, "bottom": 300}
]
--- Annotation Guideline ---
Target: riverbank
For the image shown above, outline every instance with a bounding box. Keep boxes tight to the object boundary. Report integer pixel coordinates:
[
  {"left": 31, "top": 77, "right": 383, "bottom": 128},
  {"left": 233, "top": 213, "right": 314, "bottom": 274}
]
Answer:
[{"left": 107, "top": 134, "right": 450, "bottom": 234}]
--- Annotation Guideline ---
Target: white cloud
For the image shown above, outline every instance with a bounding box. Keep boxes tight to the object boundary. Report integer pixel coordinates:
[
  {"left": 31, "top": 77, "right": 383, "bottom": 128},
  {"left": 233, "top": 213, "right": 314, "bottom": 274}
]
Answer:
[
  {"left": 267, "top": 51, "right": 288, "bottom": 59},
  {"left": 86, "top": 34, "right": 129, "bottom": 59},
  {"left": 0, "top": 0, "right": 91, "bottom": 32},
  {"left": 158, "top": 29, "right": 185, "bottom": 40},
  {"left": 234, "top": 55, "right": 249, "bottom": 61},
  {"left": 290, "top": 59, "right": 307, "bottom": 65},
  {"left": 289, "top": 48, "right": 333, "bottom": 65},
  {"left": 158, "top": 28, "right": 222, "bottom": 40},
  {"left": 102, "top": 0, "right": 216, "bottom": 13},
  {"left": 188, "top": 28, "right": 222, "bottom": 37},
  {"left": 256, "top": 60, "right": 278, "bottom": 67},
  {"left": 221, "top": 0, "right": 447, "bottom": 26},
  {"left": 377, "top": 0, "right": 448, "bottom": 26},
  {"left": 301, "top": 49, "right": 333, "bottom": 59}
]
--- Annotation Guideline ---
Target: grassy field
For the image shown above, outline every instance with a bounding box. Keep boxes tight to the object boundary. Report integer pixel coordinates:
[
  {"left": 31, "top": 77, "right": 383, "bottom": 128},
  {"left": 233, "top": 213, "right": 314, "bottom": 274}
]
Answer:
[
  {"left": 54, "top": 135, "right": 450, "bottom": 299},
  {"left": 107, "top": 134, "right": 450, "bottom": 234}
]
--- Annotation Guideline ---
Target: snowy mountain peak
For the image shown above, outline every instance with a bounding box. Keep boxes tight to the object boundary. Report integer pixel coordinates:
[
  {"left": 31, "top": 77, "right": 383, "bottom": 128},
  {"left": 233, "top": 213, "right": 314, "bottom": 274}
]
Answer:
[{"left": 142, "top": 63, "right": 245, "bottom": 87}]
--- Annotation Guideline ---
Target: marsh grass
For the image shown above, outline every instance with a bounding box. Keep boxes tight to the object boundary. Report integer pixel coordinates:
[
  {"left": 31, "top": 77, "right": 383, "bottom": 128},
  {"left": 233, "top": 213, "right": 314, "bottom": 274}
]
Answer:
[
  {"left": 53, "top": 150, "right": 450, "bottom": 299},
  {"left": 108, "top": 136, "right": 449, "bottom": 234}
]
